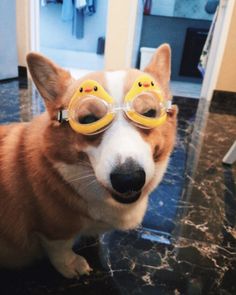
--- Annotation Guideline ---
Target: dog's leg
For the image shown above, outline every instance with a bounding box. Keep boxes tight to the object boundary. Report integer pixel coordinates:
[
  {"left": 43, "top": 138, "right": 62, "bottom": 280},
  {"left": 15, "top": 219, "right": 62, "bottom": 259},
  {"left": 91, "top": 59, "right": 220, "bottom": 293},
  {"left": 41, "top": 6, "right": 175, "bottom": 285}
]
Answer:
[{"left": 40, "top": 236, "right": 93, "bottom": 279}]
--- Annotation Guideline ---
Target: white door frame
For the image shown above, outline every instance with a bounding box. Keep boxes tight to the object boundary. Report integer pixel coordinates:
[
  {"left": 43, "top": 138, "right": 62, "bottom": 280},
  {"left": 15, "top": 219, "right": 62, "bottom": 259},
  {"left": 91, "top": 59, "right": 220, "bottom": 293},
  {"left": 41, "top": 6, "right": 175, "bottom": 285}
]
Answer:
[
  {"left": 200, "top": 0, "right": 235, "bottom": 101},
  {"left": 29, "top": 0, "right": 40, "bottom": 52}
]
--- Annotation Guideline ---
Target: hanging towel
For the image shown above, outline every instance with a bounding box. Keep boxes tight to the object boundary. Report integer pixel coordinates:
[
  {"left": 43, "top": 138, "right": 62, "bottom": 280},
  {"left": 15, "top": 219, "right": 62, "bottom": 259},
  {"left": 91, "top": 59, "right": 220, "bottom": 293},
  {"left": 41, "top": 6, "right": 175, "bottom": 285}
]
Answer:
[
  {"left": 75, "top": 0, "right": 86, "bottom": 9},
  {"left": 72, "top": 5, "right": 84, "bottom": 39},
  {"left": 61, "top": 0, "right": 74, "bottom": 21},
  {"left": 72, "top": 0, "right": 96, "bottom": 39},
  {"left": 84, "top": 0, "right": 96, "bottom": 16}
]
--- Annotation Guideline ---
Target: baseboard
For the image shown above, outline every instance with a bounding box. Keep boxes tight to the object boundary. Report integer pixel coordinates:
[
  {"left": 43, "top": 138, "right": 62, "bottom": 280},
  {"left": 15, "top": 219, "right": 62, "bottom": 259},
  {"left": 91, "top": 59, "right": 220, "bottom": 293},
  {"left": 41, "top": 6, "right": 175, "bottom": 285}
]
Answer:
[
  {"left": 0, "top": 67, "right": 27, "bottom": 85},
  {"left": 211, "top": 90, "right": 236, "bottom": 115},
  {"left": 18, "top": 66, "right": 27, "bottom": 79},
  {"left": 18, "top": 66, "right": 28, "bottom": 88}
]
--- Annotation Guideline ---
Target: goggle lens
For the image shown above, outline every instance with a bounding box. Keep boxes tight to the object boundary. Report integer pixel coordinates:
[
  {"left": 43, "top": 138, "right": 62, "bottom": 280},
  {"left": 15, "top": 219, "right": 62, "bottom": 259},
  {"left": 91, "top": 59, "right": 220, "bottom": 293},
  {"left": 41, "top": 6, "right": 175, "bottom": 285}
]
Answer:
[
  {"left": 68, "top": 96, "right": 114, "bottom": 135},
  {"left": 71, "top": 96, "right": 110, "bottom": 125},
  {"left": 130, "top": 92, "right": 163, "bottom": 119},
  {"left": 126, "top": 91, "right": 167, "bottom": 128}
]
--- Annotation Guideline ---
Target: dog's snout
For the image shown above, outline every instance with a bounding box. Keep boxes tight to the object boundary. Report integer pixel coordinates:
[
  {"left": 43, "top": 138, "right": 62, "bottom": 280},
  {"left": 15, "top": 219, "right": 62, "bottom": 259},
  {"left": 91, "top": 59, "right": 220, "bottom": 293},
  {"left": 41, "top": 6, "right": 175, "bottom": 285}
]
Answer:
[{"left": 110, "top": 159, "right": 146, "bottom": 194}]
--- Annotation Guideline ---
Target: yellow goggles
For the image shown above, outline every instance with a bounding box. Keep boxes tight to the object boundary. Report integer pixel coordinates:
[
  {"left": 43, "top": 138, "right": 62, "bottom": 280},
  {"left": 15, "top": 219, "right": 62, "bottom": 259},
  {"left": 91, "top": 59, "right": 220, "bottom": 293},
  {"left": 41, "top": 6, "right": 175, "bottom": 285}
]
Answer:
[{"left": 57, "top": 75, "right": 171, "bottom": 135}]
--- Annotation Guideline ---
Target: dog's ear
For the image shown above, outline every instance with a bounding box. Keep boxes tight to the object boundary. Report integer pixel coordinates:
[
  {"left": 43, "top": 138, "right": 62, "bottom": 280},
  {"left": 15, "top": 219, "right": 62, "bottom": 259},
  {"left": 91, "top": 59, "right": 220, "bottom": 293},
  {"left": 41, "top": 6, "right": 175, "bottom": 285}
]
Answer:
[
  {"left": 27, "top": 53, "right": 72, "bottom": 106},
  {"left": 144, "top": 44, "right": 171, "bottom": 95}
]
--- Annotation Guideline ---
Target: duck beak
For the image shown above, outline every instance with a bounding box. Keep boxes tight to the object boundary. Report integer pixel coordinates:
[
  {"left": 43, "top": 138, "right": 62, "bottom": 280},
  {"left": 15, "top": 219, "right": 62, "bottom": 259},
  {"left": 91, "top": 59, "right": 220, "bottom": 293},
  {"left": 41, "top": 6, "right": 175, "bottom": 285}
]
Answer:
[
  {"left": 143, "top": 83, "right": 150, "bottom": 87},
  {"left": 84, "top": 87, "right": 93, "bottom": 93}
]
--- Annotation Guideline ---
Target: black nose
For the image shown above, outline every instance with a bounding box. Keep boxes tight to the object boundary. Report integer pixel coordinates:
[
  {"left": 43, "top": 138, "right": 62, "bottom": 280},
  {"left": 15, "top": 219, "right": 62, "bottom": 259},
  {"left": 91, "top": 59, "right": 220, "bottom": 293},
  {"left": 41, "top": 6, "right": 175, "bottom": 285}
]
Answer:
[{"left": 110, "top": 159, "right": 146, "bottom": 194}]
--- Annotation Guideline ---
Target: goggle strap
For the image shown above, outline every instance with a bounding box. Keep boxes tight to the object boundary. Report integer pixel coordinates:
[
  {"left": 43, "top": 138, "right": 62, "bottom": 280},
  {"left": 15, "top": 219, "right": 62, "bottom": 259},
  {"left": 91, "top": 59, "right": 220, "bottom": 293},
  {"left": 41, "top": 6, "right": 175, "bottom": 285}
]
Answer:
[
  {"left": 113, "top": 106, "right": 130, "bottom": 112},
  {"left": 166, "top": 100, "right": 172, "bottom": 111},
  {"left": 57, "top": 109, "right": 69, "bottom": 123}
]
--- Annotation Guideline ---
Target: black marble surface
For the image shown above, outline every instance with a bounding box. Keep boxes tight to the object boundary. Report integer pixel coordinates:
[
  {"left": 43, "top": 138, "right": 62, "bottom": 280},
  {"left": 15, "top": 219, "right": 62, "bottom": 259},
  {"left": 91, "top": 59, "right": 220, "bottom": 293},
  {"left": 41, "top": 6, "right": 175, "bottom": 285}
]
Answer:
[{"left": 0, "top": 79, "right": 235, "bottom": 295}]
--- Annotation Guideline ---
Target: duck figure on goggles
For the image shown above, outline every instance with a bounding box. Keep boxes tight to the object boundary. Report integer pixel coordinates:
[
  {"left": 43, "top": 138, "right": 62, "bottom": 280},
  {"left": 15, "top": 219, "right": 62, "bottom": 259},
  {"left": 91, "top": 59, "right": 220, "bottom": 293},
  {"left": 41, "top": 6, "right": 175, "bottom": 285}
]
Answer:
[{"left": 57, "top": 74, "right": 172, "bottom": 135}]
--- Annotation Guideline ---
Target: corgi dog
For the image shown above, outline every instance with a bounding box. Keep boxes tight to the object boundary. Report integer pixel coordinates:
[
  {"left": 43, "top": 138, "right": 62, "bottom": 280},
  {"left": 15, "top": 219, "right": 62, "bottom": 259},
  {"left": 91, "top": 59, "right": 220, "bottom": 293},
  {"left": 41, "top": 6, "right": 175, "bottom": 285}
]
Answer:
[{"left": 0, "top": 44, "right": 177, "bottom": 279}]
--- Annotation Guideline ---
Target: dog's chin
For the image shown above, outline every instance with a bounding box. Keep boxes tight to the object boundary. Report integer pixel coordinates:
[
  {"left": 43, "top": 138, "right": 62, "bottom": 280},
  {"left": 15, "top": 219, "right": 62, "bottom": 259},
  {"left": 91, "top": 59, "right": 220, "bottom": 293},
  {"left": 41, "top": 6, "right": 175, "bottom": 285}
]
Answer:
[{"left": 111, "top": 191, "right": 142, "bottom": 204}]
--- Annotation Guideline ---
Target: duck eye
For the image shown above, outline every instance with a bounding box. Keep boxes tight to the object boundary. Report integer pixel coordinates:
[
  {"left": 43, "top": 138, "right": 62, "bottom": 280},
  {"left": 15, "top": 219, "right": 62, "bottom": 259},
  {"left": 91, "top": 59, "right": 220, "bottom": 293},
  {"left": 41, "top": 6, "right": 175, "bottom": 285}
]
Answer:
[
  {"left": 138, "top": 82, "right": 142, "bottom": 87},
  {"left": 79, "top": 87, "right": 83, "bottom": 93},
  {"left": 151, "top": 81, "right": 154, "bottom": 86},
  {"left": 94, "top": 86, "right": 98, "bottom": 91}
]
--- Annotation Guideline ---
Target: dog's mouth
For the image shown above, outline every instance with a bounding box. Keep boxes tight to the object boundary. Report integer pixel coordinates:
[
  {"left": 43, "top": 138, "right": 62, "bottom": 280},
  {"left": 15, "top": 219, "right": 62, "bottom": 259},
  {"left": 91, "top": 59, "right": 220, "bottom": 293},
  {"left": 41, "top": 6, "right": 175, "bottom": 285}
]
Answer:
[
  {"left": 97, "top": 181, "right": 143, "bottom": 205},
  {"left": 111, "top": 190, "right": 142, "bottom": 204}
]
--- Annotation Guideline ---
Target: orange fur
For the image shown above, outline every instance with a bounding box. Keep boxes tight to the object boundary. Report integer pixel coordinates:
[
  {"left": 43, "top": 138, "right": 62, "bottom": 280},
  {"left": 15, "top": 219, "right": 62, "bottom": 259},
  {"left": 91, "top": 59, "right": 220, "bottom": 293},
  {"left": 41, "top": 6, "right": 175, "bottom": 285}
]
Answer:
[{"left": 0, "top": 44, "right": 177, "bottom": 273}]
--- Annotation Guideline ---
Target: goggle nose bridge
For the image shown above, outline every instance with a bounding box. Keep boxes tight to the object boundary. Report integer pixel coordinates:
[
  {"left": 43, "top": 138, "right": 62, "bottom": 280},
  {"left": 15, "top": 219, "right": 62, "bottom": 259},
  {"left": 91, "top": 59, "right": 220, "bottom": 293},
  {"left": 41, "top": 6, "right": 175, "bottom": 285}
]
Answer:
[
  {"left": 57, "top": 99, "right": 172, "bottom": 123},
  {"left": 112, "top": 104, "right": 130, "bottom": 112}
]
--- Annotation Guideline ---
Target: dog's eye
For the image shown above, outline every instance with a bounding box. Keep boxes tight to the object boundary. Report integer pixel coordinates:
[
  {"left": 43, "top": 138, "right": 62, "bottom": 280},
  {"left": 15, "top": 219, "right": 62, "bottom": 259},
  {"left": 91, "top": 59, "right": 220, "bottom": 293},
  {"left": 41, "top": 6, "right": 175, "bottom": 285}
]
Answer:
[
  {"left": 132, "top": 93, "right": 162, "bottom": 119},
  {"left": 74, "top": 96, "right": 109, "bottom": 125},
  {"left": 141, "top": 109, "right": 157, "bottom": 118},
  {"left": 79, "top": 114, "right": 99, "bottom": 124}
]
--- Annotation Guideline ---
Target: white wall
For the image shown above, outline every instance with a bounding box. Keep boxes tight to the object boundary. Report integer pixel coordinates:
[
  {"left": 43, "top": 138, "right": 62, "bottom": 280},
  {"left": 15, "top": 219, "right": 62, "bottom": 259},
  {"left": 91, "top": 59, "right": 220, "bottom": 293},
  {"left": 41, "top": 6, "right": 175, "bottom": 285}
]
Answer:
[
  {"left": 16, "top": 0, "right": 30, "bottom": 67},
  {"left": 0, "top": 0, "right": 18, "bottom": 79},
  {"left": 216, "top": 0, "right": 236, "bottom": 92},
  {"left": 104, "top": 0, "right": 139, "bottom": 69}
]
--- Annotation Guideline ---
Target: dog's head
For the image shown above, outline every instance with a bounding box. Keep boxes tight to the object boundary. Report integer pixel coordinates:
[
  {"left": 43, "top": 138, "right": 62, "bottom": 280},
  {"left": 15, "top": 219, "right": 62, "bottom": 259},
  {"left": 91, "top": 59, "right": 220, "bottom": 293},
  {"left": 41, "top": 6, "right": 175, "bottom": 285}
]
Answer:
[{"left": 27, "top": 44, "right": 177, "bottom": 220}]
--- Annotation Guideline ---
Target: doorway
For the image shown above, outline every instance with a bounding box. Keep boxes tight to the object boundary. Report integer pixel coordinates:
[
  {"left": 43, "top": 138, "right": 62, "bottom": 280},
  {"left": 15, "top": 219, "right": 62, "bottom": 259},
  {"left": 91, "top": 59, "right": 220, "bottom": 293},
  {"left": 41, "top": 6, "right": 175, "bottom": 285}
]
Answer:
[
  {"left": 139, "top": 0, "right": 217, "bottom": 99},
  {"left": 38, "top": 1, "right": 108, "bottom": 78}
]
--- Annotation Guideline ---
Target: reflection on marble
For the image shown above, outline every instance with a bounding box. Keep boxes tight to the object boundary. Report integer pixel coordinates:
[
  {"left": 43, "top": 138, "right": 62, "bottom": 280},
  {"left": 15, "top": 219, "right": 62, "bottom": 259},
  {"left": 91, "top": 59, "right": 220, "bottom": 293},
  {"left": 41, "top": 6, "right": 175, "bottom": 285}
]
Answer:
[
  {"left": 0, "top": 79, "right": 235, "bottom": 295},
  {"left": 143, "top": 97, "right": 199, "bottom": 234},
  {"left": 0, "top": 79, "right": 44, "bottom": 124}
]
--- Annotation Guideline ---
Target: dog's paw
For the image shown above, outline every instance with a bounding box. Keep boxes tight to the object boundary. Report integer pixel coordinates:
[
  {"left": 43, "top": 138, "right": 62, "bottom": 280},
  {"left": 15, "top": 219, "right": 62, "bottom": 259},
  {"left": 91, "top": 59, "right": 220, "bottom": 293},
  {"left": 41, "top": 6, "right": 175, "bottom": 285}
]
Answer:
[{"left": 56, "top": 254, "right": 93, "bottom": 279}]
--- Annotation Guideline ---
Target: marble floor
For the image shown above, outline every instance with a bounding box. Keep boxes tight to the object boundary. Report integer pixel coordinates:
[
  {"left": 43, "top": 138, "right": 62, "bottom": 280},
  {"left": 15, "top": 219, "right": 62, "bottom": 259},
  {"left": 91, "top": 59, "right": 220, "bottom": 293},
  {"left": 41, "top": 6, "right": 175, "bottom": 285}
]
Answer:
[{"left": 0, "top": 78, "right": 235, "bottom": 295}]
